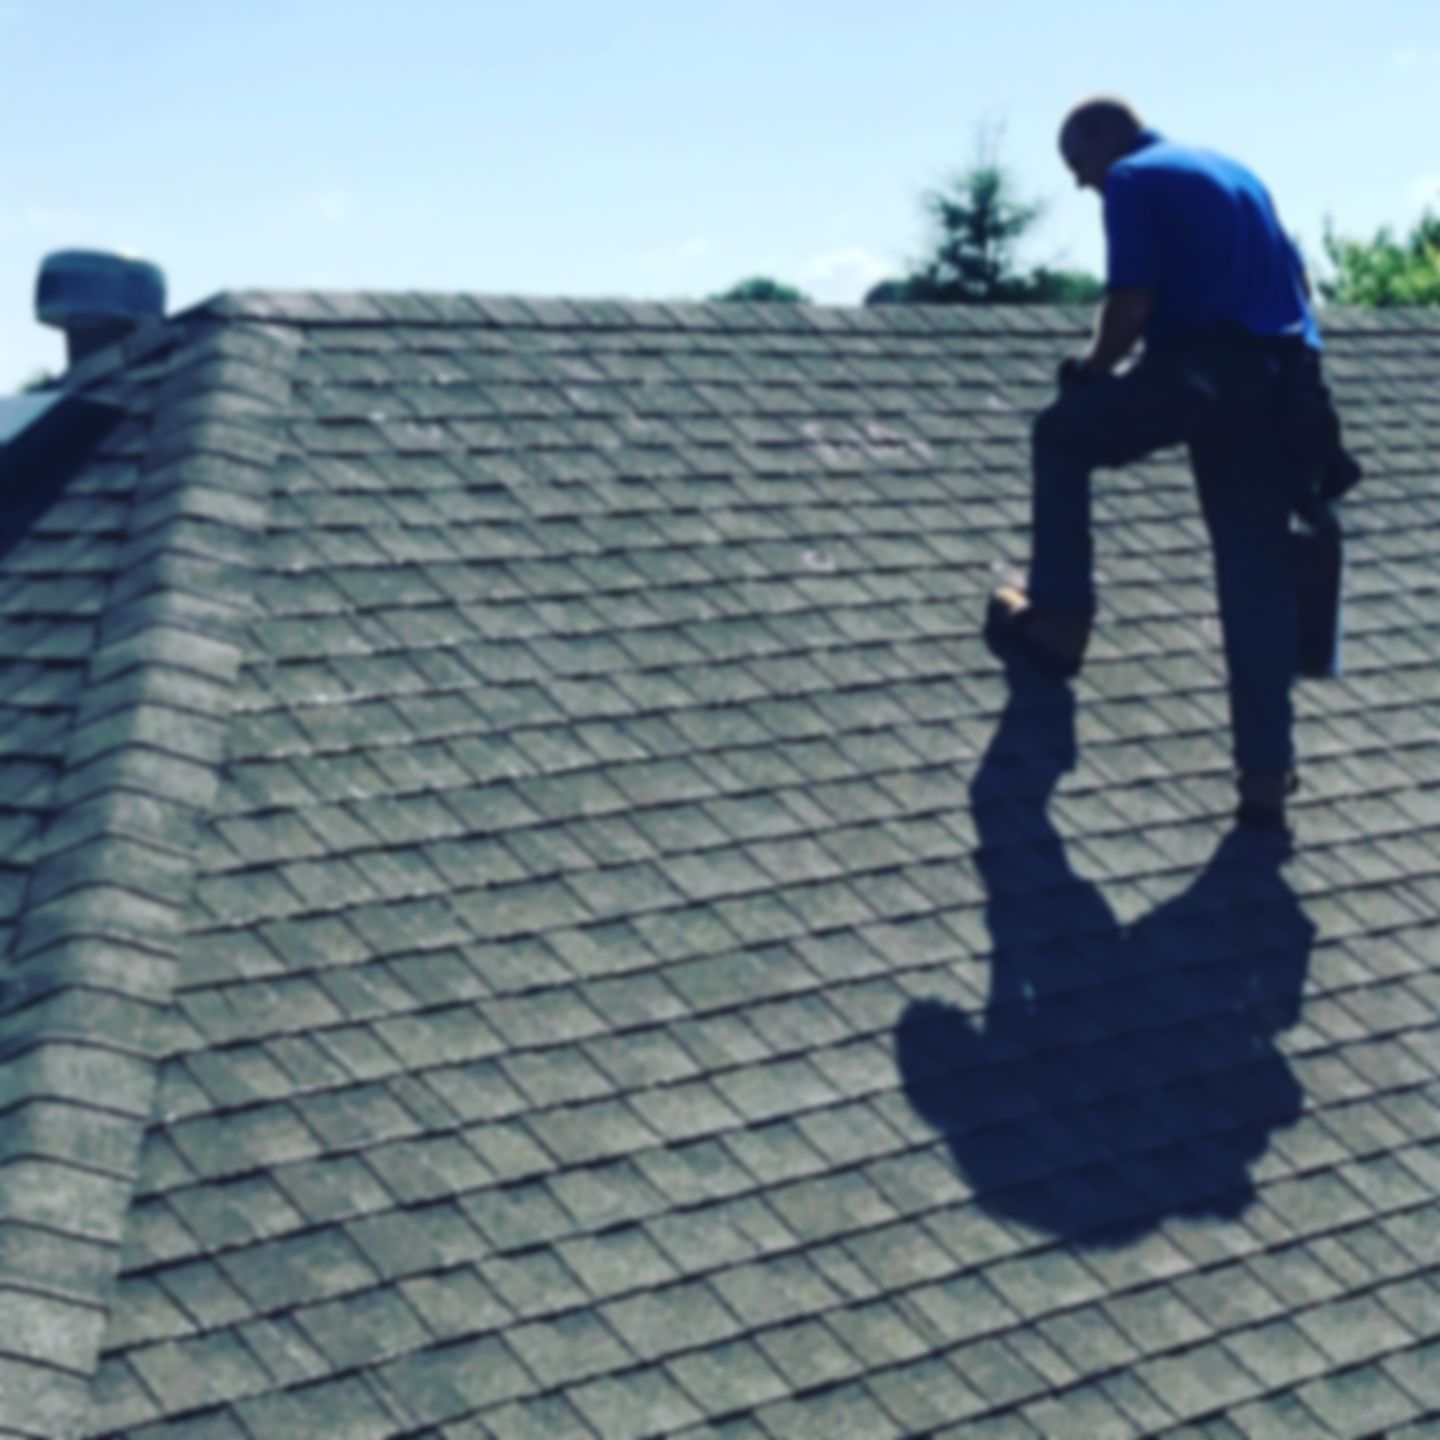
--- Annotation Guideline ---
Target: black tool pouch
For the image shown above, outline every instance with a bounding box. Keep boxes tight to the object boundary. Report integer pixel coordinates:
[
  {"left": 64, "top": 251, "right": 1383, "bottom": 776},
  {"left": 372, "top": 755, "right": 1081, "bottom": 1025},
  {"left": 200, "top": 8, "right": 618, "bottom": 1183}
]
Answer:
[
  {"left": 1190, "top": 326, "right": 1357, "bottom": 680},
  {"left": 1271, "top": 349, "right": 1362, "bottom": 528},
  {"left": 1269, "top": 348, "right": 1357, "bottom": 678}
]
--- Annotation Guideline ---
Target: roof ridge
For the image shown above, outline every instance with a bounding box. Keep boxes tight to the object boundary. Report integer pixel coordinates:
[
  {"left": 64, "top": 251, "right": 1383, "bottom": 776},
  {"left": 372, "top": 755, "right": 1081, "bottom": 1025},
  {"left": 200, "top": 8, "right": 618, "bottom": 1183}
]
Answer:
[
  {"left": 184, "top": 288, "right": 1440, "bottom": 337},
  {"left": 0, "top": 318, "right": 301, "bottom": 1439},
  {"left": 185, "top": 288, "right": 1098, "bottom": 337}
]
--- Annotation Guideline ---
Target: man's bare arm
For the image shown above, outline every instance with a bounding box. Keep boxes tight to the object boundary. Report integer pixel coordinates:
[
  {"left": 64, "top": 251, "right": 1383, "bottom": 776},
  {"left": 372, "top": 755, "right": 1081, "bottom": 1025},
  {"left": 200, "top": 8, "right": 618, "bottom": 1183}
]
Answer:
[{"left": 1081, "top": 287, "right": 1156, "bottom": 374}]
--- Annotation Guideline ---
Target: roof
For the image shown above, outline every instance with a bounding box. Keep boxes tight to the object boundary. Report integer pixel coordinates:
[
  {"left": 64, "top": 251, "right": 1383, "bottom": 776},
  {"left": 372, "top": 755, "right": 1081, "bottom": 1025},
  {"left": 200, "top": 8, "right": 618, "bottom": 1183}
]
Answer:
[{"left": 1, "top": 291, "right": 1438, "bottom": 1440}]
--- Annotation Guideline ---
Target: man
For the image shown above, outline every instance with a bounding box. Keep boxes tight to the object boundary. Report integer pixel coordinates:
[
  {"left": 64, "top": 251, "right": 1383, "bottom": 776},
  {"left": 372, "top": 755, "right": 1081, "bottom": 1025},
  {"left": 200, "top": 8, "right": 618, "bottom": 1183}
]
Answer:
[{"left": 987, "top": 97, "right": 1356, "bottom": 829}]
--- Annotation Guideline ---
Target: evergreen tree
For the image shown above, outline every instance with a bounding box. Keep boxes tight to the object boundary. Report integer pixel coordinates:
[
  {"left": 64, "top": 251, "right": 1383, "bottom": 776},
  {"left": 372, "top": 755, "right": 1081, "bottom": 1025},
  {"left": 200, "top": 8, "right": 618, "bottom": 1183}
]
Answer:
[
  {"left": 905, "top": 155, "right": 1044, "bottom": 303},
  {"left": 710, "top": 277, "right": 810, "bottom": 303},
  {"left": 867, "top": 128, "right": 1101, "bottom": 306}
]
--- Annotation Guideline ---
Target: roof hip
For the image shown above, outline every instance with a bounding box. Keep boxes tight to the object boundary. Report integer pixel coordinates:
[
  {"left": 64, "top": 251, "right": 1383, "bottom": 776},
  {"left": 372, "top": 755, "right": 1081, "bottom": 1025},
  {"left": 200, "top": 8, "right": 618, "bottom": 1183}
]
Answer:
[{"left": 0, "top": 320, "right": 300, "bottom": 1439}]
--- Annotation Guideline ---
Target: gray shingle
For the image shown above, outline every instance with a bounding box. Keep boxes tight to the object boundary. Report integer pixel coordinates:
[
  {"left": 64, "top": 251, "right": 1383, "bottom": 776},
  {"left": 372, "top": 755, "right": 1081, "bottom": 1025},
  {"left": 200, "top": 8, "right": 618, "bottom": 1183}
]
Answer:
[
  {"left": 233, "top": 1375, "right": 400, "bottom": 1440},
  {"left": 567, "top": 1364, "right": 703, "bottom": 1440},
  {"left": 3, "top": 295, "right": 1438, "bottom": 1440},
  {"left": 126, "top": 1331, "right": 271, "bottom": 1413},
  {"left": 752, "top": 1380, "right": 904, "bottom": 1440}
]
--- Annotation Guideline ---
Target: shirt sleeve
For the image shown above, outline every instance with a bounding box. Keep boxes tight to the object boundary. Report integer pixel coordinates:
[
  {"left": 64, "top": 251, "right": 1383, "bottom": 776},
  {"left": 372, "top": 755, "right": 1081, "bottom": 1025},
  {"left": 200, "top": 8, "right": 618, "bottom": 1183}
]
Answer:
[{"left": 1104, "top": 168, "right": 1158, "bottom": 290}]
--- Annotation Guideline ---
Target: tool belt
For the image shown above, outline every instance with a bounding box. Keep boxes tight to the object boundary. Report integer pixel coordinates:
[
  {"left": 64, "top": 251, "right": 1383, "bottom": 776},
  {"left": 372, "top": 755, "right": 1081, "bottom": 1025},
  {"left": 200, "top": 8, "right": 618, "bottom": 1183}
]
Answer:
[
  {"left": 1270, "top": 346, "right": 1362, "bottom": 529},
  {"left": 1173, "top": 324, "right": 1357, "bottom": 678},
  {"left": 1176, "top": 323, "right": 1363, "bottom": 529}
]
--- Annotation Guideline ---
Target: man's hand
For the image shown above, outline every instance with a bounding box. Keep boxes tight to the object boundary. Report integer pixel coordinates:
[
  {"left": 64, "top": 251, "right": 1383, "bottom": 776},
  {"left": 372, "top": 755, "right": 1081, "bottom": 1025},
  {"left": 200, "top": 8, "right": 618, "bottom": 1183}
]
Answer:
[
  {"left": 1057, "top": 356, "right": 1103, "bottom": 393},
  {"left": 1084, "top": 286, "right": 1155, "bottom": 374}
]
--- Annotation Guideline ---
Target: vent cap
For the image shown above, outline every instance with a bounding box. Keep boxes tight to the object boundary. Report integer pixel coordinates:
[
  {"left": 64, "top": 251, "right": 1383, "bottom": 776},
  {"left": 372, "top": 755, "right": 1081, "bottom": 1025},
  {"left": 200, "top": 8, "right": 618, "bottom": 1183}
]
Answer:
[{"left": 36, "top": 250, "right": 166, "bottom": 365}]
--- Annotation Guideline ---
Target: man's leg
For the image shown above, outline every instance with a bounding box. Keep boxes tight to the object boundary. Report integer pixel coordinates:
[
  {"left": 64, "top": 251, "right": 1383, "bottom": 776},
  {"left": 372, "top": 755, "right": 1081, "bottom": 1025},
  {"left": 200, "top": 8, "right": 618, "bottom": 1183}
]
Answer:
[
  {"left": 1192, "top": 438, "right": 1298, "bottom": 780},
  {"left": 1026, "top": 363, "right": 1190, "bottom": 617}
]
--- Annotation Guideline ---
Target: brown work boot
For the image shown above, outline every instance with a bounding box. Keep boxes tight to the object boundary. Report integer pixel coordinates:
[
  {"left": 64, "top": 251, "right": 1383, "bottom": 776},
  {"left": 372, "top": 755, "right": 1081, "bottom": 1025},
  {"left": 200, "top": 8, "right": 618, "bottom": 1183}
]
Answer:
[
  {"left": 1236, "top": 769, "right": 1300, "bottom": 830},
  {"left": 985, "top": 585, "right": 1092, "bottom": 678}
]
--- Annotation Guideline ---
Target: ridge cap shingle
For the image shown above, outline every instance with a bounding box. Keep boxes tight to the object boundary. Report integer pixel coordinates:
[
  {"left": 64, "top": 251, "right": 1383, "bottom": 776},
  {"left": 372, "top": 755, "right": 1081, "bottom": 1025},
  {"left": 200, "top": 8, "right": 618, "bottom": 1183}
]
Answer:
[
  {"left": 189, "top": 288, "right": 1440, "bottom": 346},
  {"left": 185, "top": 289, "right": 1114, "bottom": 335},
  {"left": 0, "top": 317, "right": 299, "bottom": 1439}
]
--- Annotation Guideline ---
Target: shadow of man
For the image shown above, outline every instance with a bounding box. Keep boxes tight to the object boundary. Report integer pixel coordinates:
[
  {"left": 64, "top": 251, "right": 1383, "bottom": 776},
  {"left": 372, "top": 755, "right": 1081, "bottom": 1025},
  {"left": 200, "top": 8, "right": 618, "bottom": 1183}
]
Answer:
[{"left": 896, "top": 655, "right": 1315, "bottom": 1244}]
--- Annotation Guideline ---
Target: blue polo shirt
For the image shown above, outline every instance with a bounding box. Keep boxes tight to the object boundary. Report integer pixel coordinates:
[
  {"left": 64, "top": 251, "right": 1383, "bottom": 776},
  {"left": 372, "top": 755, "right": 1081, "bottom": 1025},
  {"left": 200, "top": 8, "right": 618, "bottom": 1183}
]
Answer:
[{"left": 1105, "top": 131, "right": 1321, "bottom": 350}]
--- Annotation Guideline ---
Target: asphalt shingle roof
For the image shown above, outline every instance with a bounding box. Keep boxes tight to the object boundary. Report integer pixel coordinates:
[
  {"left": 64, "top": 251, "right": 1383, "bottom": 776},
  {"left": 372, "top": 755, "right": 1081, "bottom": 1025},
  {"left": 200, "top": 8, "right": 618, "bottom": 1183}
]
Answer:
[{"left": 0, "top": 291, "right": 1437, "bottom": 1440}]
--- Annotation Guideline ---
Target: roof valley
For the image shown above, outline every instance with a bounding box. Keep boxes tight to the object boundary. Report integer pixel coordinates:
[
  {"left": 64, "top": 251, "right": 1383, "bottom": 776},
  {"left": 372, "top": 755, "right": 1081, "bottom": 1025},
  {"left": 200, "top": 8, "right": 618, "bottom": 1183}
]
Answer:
[{"left": 0, "top": 321, "right": 301, "bottom": 1440}]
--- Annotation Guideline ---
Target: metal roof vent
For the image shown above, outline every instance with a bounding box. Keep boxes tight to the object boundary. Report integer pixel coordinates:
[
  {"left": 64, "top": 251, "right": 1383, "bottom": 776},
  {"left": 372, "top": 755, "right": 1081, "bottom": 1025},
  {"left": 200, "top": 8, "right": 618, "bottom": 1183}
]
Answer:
[{"left": 36, "top": 250, "right": 166, "bottom": 367}]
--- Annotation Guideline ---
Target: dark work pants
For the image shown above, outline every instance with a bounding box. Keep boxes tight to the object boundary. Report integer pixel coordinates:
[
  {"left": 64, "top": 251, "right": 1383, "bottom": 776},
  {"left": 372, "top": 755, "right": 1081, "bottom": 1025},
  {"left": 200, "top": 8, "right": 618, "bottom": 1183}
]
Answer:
[{"left": 1026, "top": 340, "right": 1298, "bottom": 776}]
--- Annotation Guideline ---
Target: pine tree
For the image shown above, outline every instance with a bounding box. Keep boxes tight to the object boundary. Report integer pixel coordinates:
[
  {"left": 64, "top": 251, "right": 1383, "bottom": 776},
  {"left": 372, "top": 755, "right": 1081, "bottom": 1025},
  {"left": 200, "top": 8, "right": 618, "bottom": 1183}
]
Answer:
[{"left": 867, "top": 127, "right": 1101, "bottom": 306}]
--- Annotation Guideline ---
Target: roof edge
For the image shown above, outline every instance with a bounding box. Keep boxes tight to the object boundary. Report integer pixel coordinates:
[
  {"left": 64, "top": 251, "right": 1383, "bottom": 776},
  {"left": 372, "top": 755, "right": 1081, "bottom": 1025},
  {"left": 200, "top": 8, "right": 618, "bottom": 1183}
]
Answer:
[
  {"left": 182, "top": 287, "right": 1100, "bottom": 336},
  {"left": 0, "top": 320, "right": 301, "bottom": 1439},
  {"left": 181, "top": 288, "right": 1440, "bottom": 337}
]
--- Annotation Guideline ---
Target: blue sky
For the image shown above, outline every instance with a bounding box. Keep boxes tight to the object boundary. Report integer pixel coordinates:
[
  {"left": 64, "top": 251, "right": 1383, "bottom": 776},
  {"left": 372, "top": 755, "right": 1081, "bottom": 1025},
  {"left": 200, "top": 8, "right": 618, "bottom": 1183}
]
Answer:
[{"left": 2, "top": 0, "right": 1437, "bottom": 388}]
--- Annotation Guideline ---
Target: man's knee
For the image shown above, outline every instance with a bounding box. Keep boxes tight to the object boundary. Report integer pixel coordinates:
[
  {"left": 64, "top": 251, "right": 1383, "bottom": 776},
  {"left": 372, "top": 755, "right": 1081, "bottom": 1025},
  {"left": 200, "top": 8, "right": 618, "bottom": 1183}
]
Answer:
[
  {"left": 1032, "top": 394, "right": 1091, "bottom": 461},
  {"left": 1032, "top": 400, "right": 1064, "bottom": 452}
]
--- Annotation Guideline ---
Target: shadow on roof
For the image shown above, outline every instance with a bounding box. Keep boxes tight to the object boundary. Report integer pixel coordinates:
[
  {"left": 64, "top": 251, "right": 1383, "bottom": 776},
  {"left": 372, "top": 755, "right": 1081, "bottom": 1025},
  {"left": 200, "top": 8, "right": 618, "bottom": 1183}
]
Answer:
[
  {"left": 897, "top": 657, "right": 1314, "bottom": 1246},
  {"left": 0, "top": 393, "right": 123, "bottom": 569}
]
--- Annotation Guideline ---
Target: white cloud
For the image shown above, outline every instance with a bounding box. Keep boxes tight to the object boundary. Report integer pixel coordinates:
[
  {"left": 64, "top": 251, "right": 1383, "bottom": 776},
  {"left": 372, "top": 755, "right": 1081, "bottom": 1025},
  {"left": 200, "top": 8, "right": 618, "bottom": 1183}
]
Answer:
[
  {"left": 628, "top": 234, "right": 716, "bottom": 270},
  {"left": 0, "top": 204, "right": 104, "bottom": 238},
  {"left": 0, "top": 204, "right": 131, "bottom": 256},
  {"left": 1391, "top": 44, "right": 1440, "bottom": 70},
  {"left": 1405, "top": 172, "right": 1440, "bottom": 219},
  {"left": 301, "top": 187, "right": 352, "bottom": 225},
  {"left": 797, "top": 245, "right": 896, "bottom": 303}
]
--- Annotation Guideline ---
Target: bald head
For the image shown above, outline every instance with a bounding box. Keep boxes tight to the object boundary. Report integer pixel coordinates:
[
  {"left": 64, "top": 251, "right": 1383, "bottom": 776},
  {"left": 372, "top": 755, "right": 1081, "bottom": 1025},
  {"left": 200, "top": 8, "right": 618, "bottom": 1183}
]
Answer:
[{"left": 1060, "top": 97, "right": 1145, "bottom": 191}]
